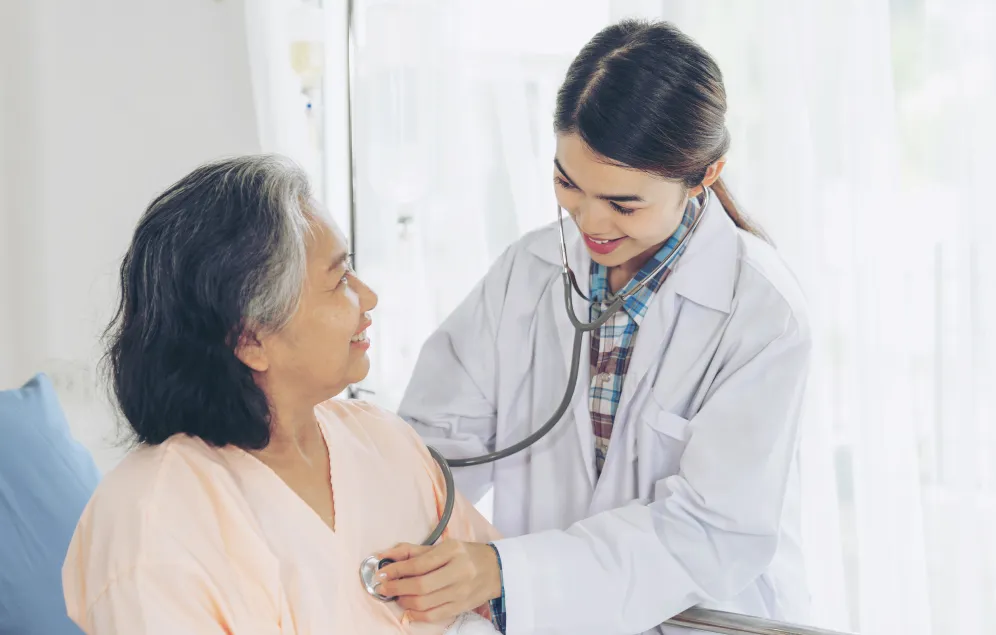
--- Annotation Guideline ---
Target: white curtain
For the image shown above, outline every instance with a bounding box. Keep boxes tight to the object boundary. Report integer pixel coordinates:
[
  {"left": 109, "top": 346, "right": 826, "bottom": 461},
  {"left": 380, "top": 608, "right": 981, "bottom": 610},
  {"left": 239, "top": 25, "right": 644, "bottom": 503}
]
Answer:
[
  {"left": 672, "top": 5, "right": 996, "bottom": 632},
  {"left": 256, "top": 1, "right": 996, "bottom": 633},
  {"left": 244, "top": 0, "right": 356, "bottom": 258},
  {"left": 243, "top": 0, "right": 323, "bottom": 193}
]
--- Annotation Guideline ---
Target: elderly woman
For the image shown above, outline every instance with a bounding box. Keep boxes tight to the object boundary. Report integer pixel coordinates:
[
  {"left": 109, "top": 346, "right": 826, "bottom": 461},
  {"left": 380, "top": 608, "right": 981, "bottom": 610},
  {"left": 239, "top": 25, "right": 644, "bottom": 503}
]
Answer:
[{"left": 62, "top": 156, "right": 502, "bottom": 634}]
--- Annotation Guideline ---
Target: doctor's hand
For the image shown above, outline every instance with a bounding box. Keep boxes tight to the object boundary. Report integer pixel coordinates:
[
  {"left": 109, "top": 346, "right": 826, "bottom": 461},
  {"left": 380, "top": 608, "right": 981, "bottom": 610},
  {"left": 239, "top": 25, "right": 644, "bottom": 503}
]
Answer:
[{"left": 374, "top": 540, "right": 502, "bottom": 623}]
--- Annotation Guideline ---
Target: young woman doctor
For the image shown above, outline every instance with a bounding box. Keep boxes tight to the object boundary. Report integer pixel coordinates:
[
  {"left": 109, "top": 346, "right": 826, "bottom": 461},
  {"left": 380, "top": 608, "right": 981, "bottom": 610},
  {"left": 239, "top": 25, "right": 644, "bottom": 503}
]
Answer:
[{"left": 376, "top": 19, "right": 812, "bottom": 635}]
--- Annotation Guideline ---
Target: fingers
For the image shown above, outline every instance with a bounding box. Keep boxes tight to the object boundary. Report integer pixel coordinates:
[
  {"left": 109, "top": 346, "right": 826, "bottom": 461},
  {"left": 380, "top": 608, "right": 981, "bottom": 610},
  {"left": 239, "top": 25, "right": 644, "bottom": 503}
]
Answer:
[
  {"left": 371, "top": 540, "right": 489, "bottom": 625},
  {"left": 376, "top": 543, "right": 431, "bottom": 564},
  {"left": 378, "top": 541, "right": 455, "bottom": 584},
  {"left": 378, "top": 562, "right": 463, "bottom": 599},
  {"left": 393, "top": 581, "right": 459, "bottom": 612}
]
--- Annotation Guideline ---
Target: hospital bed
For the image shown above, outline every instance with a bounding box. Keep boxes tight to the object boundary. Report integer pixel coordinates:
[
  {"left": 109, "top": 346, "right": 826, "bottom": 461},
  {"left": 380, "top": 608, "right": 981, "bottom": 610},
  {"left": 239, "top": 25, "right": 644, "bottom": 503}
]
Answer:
[{"left": 669, "top": 608, "right": 855, "bottom": 635}]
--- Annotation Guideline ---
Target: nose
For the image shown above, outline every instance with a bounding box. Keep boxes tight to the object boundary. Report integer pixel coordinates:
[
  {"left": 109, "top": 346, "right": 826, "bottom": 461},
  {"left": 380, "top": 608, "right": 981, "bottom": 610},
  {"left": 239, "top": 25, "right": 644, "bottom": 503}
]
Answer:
[
  {"left": 352, "top": 273, "right": 379, "bottom": 313},
  {"left": 573, "top": 199, "right": 614, "bottom": 235}
]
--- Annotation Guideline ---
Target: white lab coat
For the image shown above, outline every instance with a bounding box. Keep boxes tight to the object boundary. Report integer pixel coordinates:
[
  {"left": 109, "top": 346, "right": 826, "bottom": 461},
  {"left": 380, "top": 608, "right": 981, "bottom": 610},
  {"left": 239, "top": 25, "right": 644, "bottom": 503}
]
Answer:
[{"left": 399, "top": 194, "right": 812, "bottom": 635}]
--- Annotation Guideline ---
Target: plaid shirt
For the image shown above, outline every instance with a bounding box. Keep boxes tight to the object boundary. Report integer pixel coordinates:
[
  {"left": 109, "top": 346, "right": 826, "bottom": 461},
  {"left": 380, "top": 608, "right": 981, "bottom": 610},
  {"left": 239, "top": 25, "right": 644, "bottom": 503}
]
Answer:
[{"left": 588, "top": 201, "right": 697, "bottom": 475}]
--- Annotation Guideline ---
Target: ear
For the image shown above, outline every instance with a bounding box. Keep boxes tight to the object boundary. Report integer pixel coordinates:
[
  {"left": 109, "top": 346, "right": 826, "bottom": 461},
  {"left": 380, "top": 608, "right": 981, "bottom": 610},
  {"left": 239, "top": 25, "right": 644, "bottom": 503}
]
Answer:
[
  {"left": 234, "top": 329, "right": 270, "bottom": 373},
  {"left": 687, "top": 158, "right": 727, "bottom": 197}
]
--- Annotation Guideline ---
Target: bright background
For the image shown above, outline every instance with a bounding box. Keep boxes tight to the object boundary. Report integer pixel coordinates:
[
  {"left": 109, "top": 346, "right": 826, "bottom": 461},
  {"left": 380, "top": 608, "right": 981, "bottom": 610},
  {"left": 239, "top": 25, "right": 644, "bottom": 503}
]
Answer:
[{"left": 2, "top": 1, "right": 993, "bottom": 634}]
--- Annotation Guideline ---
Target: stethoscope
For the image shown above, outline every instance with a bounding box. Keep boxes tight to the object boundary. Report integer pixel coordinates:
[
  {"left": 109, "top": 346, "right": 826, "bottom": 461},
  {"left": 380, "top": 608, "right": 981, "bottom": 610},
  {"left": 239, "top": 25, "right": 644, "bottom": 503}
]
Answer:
[{"left": 359, "top": 187, "right": 712, "bottom": 601}]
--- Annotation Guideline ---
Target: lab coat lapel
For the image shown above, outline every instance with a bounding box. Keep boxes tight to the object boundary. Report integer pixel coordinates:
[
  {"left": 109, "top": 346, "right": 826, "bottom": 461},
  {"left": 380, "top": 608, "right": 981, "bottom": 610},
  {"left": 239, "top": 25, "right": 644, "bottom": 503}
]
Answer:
[
  {"left": 618, "top": 200, "right": 739, "bottom": 417},
  {"left": 617, "top": 289, "right": 676, "bottom": 419},
  {"left": 551, "top": 227, "right": 597, "bottom": 487}
]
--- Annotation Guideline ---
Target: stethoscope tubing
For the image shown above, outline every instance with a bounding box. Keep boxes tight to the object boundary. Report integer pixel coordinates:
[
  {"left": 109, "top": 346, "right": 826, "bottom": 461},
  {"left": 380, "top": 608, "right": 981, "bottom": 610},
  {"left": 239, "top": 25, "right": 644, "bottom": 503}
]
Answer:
[
  {"left": 445, "top": 186, "right": 710, "bottom": 469},
  {"left": 366, "top": 188, "right": 711, "bottom": 593}
]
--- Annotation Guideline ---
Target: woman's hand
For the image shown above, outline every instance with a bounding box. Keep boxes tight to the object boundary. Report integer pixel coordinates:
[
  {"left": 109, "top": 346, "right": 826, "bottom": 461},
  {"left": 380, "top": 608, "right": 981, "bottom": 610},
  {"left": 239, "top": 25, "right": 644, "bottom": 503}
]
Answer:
[{"left": 375, "top": 540, "right": 502, "bottom": 623}]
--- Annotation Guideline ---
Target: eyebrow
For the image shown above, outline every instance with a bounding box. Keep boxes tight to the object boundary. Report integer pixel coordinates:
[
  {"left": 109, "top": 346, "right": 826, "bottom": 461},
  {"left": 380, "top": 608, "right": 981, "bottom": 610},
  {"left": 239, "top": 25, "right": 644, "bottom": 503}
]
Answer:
[
  {"left": 328, "top": 250, "right": 350, "bottom": 273},
  {"left": 553, "top": 158, "right": 645, "bottom": 203}
]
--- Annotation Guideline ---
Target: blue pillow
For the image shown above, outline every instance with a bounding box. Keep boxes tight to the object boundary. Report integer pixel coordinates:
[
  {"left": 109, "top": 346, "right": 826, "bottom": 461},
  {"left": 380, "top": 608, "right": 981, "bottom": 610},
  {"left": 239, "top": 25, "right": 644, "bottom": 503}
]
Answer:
[{"left": 0, "top": 374, "right": 101, "bottom": 635}]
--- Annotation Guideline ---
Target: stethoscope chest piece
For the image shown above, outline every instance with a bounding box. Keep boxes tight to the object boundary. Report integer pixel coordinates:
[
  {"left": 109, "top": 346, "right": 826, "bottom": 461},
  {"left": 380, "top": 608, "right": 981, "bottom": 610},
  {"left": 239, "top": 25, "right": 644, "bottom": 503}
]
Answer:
[{"left": 359, "top": 555, "right": 396, "bottom": 601}]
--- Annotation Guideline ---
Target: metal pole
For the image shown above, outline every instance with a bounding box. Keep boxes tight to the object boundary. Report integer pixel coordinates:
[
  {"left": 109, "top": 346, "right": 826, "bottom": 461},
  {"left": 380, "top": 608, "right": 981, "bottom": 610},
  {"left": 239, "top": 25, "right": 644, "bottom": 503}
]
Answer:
[
  {"left": 343, "top": 0, "right": 360, "bottom": 402},
  {"left": 344, "top": 0, "right": 358, "bottom": 272}
]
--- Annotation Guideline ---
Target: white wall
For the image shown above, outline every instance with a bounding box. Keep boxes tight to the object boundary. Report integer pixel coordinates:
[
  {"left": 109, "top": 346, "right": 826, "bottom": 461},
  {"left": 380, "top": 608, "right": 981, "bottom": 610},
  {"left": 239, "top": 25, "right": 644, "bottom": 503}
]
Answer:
[{"left": 1, "top": 0, "right": 262, "bottom": 470}]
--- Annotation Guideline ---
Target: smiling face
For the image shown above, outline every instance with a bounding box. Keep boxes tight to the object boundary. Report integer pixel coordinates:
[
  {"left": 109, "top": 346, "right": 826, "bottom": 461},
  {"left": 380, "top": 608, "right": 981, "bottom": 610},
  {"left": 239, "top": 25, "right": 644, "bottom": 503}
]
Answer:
[
  {"left": 554, "top": 132, "right": 729, "bottom": 282},
  {"left": 238, "top": 205, "right": 379, "bottom": 408},
  {"left": 553, "top": 133, "right": 693, "bottom": 274}
]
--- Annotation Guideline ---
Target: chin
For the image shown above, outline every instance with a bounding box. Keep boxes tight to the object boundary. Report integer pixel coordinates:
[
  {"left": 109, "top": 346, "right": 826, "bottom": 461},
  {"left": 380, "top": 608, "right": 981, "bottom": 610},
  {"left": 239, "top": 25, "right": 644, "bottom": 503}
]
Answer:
[
  {"left": 344, "top": 355, "right": 371, "bottom": 387},
  {"left": 588, "top": 250, "right": 632, "bottom": 268}
]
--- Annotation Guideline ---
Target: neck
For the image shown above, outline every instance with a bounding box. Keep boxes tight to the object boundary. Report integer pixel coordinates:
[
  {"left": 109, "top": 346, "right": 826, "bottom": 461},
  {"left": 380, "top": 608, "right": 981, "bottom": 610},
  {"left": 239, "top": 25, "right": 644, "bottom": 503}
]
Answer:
[
  {"left": 608, "top": 242, "right": 662, "bottom": 294},
  {"left": 253, "top": 388, "right": 325, "bottom": 465}
]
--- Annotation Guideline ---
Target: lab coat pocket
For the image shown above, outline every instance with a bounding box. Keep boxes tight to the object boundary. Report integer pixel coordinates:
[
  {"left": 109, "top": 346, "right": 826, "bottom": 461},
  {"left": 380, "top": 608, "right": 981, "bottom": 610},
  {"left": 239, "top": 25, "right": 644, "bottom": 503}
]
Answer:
[
  {"left": 637, "top": 403, "right": 691, "bottom": 499},
  {"left": 645, "top": 410, "right": 692, "bottom": 442}
]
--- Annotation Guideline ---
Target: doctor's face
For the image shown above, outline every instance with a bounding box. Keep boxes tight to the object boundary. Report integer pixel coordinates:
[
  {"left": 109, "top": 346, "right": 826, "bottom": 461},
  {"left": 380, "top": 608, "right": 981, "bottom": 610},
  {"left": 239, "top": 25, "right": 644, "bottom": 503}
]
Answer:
[{"left": 554, "top": 133, "right": 690, "bottom": 271}]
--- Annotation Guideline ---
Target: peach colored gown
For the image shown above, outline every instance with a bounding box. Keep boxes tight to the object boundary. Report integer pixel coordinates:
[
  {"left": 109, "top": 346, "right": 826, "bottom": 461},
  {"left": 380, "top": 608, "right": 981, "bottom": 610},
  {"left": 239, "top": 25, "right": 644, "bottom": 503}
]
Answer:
[{"left": 63, "top": 400, "right": 500, "bottom": 634}]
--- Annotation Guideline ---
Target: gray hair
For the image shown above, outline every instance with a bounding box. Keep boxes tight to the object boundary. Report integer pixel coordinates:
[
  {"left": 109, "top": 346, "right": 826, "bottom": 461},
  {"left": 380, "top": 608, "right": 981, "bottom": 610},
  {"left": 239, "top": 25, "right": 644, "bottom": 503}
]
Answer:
[
  {"left": 231, "top": 155, "right": 314, "bottom": 332},
  {"left": 146, "top": 154, "right": 313, "bottom": 334}
]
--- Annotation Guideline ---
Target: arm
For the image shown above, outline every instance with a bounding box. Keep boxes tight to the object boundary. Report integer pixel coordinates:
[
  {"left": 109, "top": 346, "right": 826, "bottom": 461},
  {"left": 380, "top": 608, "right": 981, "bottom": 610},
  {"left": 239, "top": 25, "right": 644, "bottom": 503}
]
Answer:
[
  {"left": 398, "top": 246, "right": 516, "bottom": 504},
  {"left": 494, "top": 317, "right": 811, "bottom": 635}
]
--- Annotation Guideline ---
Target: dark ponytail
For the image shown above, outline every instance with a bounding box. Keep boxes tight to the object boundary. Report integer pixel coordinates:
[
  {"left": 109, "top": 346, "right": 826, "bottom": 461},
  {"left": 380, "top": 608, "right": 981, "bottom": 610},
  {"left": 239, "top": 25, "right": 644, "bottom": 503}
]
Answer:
[
  {"left": 712, "top": 176, "right": 769, "bottom": 242},
  {"left": 554, "top": 19, "right": 766, "bottom": 240}
]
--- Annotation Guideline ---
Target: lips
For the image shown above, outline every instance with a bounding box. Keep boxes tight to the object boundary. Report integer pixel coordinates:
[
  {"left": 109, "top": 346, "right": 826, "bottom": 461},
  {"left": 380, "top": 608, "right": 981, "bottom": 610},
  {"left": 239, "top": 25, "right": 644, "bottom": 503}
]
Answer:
[
  {"left": 349, "top": 331, "right": 369, "bottom": 344},
  {"left": 583, "top": 233, "right": 625, "bottom": 255},
  {"left": 350, "top": 319, "right": 372, "bottom": 345}
]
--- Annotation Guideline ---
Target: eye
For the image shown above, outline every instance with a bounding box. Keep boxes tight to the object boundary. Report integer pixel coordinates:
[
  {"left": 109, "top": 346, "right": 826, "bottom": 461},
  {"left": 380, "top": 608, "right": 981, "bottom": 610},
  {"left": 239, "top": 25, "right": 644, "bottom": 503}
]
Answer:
[
  {"left": 554, "top": 176, "right": 576, "bottom": 190},
  {"left": 335, "top": 272, "right": 350, "bottom": 291},
  {"left": 610, "top": 202, "right": 637, "bottom": 215},
  {"left": 335, "top": 255, "right": 355, "bottom": 288}
]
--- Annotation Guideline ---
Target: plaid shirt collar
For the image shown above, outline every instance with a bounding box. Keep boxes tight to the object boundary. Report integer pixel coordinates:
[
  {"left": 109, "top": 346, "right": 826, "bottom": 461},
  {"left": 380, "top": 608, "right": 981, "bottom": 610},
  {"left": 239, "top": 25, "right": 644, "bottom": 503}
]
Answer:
[{"left": 589, "top": 199, "right": 698, "bottom": 322}]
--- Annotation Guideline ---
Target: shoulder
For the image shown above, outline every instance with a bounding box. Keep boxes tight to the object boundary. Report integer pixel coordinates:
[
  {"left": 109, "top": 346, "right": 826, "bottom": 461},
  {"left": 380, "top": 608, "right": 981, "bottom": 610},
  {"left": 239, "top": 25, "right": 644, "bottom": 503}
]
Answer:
[
  {"left": 318, "top": 399, "right": 430, "bottom": 458},
  {"left": 68, "top": 436, "right": 254, "bottom": 571},
  {"left": 319, "top": 398, "right": 410, "bottom": 435},
  {"left": 484, "top": 222, "right": 561, "bottom": 280},
  {"left": 474, "top": 223, "right": 563, "bottom": 318},
  {"left": 514, "top": 222, "right": 562, "bottom": 256},
  {"left": 63, "top": 437, "right": 279, "bottom": 624},
  {"left": 81, "top": 438, "right": 184, "bottom": 520},
  {"left": 730, "top": 231, "right": 811, "bottom": 342},
  {"left": 319, "top": 399, "right": 444, "bottom": 491},
  {"left": 85, "top": 435, "right": 234, "bottom": 512}
]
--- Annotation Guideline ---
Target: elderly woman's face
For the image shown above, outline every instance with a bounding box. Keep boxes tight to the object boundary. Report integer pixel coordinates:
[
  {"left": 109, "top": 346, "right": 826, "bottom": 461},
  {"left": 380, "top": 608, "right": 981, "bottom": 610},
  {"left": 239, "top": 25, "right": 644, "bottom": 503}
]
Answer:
[{"left": 244, "top": 209, "right": 377, "bottom": 404}]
